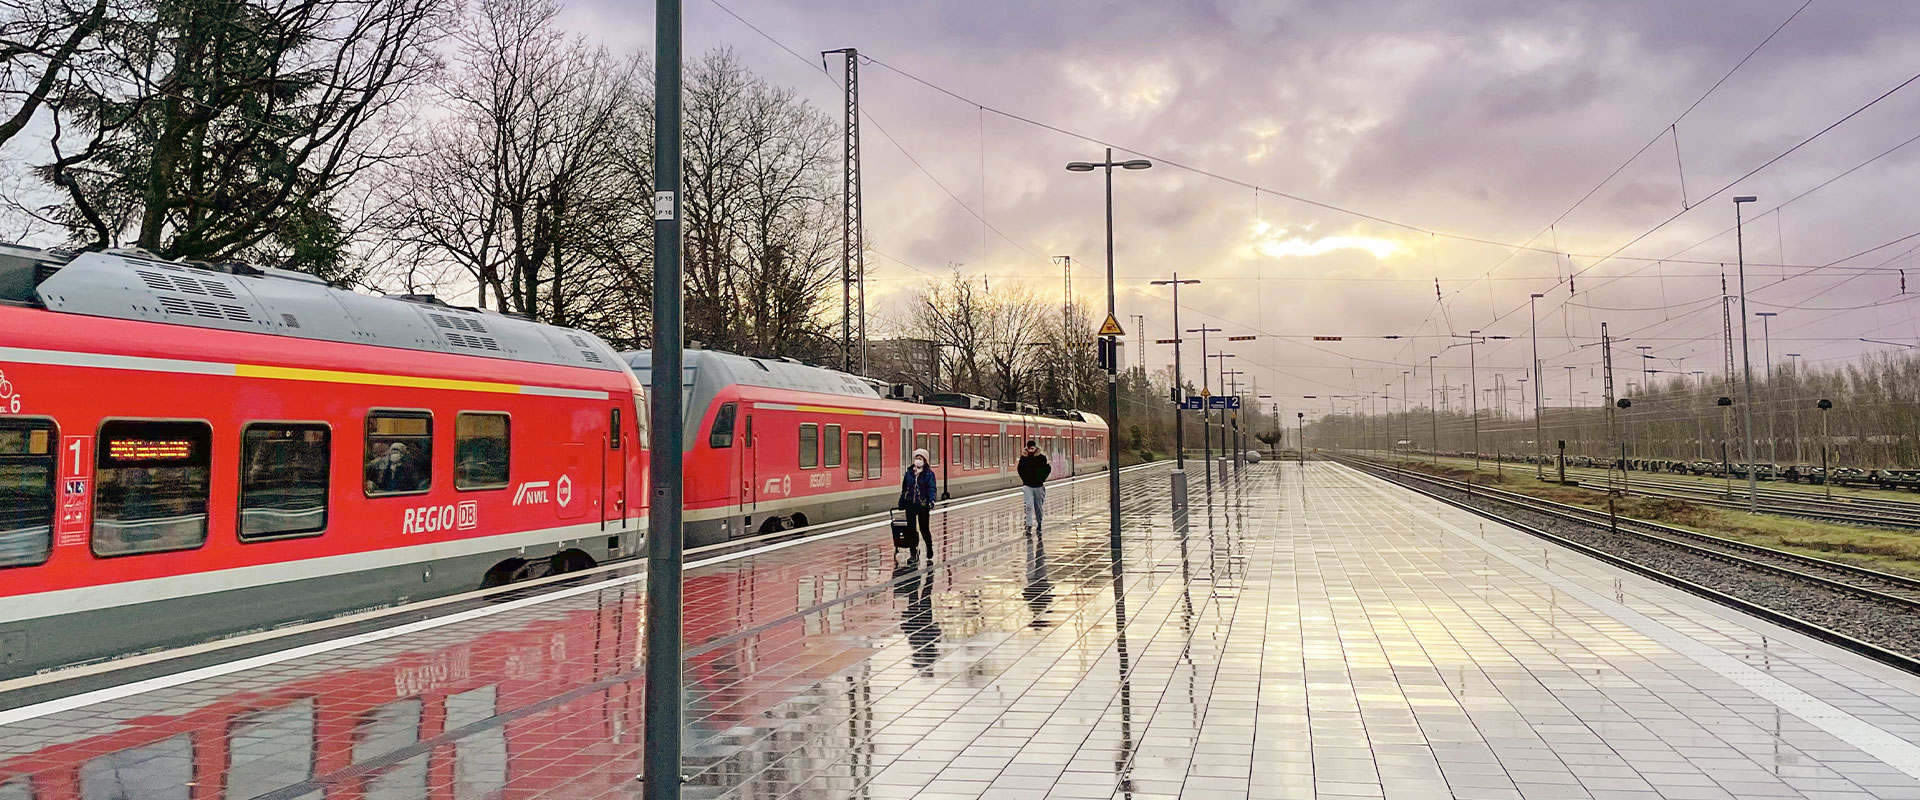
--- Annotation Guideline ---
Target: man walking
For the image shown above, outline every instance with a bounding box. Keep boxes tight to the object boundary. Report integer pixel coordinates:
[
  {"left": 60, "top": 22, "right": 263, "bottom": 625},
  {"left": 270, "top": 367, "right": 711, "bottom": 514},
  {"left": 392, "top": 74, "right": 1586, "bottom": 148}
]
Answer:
[{"left": 1017, "top": 440, "right": 1051, "bottom": 533}]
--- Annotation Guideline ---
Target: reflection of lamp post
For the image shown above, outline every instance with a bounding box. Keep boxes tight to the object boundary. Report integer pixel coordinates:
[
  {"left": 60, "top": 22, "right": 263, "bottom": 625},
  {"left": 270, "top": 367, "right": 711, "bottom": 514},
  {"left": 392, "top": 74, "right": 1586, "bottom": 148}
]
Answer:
[{"left": 1066, "top": 150, "right": 1152, "bottom": 548}]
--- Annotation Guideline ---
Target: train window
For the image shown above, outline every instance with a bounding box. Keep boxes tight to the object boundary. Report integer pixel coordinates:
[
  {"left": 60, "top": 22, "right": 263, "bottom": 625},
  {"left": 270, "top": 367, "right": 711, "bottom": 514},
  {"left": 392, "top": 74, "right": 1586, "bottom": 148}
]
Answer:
[
  {"left": 240, "top": 424, "right": 330, "bottom": 541},
  {"left": 455, "top": 413, "right": 511, "bottom": 490},
  {"left": 93, "top": 420, "right": 211, "bottom": 557},
  {"left": 610, "top": 407, "right": 622, "bottom": 450},
  {"left": 364, "top": 412, "right": 431, "bottom": 497},
  {"left": 0, "top": 419, "right": 55, "bottom": 568},
  {"left": 846, "top": 431, "right": 863, "bottom": 480},
  {"left": 799, "top": 423, "right": 819, "bottom": 469},
  {"left": 951, "top": 435, "right": 961, "bottom": 466},
  {"left": 929, "top": 437, "right": 940, "bottom": 466},
  {"left": 866, "top": 433, "right": 883, "bottom": 478},
  {"left": 708, "top": 402, "right": 737, "bottom": 449},
  {"left": 824, "top": 424, "right": 842, "bottom": 467}
]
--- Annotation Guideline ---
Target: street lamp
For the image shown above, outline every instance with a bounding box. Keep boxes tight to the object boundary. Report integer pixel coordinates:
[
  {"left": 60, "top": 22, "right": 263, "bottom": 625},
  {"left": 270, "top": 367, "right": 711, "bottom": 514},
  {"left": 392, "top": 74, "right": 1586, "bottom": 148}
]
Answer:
[
  {"left": 1818, "top": 398, "right": 1833, "bottom": 499},
  {"left": 1188, "top": 326, "right": 1221, "bottom": 494},
  {"left": 1734, "top": 194, "right": 1759, "bottom": 512},
  {"left": 1297, "top": 412, "right": 1305, "bottom": 466},
  {"left": 1151, "top": 274, "right": 1200, "bottom": 510},
  {"left": 1066, "top": 150, "right": 1152, "bottom": 549}
]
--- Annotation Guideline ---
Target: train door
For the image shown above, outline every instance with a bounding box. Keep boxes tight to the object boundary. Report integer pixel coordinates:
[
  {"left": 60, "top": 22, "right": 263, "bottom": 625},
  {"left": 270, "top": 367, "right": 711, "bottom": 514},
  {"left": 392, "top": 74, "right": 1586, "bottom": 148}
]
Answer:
[
  {"left": 740, "top": 407, "right": 757, "bottom": 524},
  {"left": 602, "top": 405, "right": 626, "bottom": 531}
]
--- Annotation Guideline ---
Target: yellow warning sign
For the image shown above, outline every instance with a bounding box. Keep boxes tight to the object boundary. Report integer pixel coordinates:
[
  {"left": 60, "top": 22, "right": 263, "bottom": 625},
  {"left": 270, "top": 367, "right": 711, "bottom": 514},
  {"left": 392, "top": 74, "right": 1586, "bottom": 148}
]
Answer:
[{"left": 1097, "top": 314, "right": 1125, "bottom": 337}]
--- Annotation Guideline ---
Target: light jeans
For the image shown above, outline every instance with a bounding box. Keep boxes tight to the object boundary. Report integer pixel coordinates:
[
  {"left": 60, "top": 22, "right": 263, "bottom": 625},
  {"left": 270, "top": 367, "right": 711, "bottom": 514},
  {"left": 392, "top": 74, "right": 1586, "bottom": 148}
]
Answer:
[{"left": 1022, "top": 485, "right": 1046, "bottom": 530}]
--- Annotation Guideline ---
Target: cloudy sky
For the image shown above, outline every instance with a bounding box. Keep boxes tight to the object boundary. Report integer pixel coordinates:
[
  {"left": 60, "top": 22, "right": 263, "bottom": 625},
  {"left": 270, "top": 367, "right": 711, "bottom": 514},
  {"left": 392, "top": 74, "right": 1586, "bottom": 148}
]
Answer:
[{"left": 579, "top": 0, "right": 1920, "bottom": 419}]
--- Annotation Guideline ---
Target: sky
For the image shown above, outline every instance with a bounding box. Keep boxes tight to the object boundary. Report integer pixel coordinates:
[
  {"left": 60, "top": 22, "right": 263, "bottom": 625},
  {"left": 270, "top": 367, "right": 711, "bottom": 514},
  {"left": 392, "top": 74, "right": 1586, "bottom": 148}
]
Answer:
[{"left": 404, "top": 0, "right": 1920, "bottom": 417}]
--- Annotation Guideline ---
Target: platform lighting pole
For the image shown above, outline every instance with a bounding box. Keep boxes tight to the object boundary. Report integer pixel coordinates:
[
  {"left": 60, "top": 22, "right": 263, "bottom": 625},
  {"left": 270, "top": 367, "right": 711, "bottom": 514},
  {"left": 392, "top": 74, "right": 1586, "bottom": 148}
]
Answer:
[
  {"left": 644, "top": 0, "right": 686, "bottom": 794},
  {"left": 1151, "top": 275, "right": 1199, "bottom": 511},
  {"left": 1402, "top": 370, "right": 1411, "bottom": 455},
  {"left": 1735, "top": 195, "right": 1759, "bottom": 513},
  {"left": 1297, "top": 412, "right": 1305, "bottom": 466},
  {"left": 1066, "top": 151, "right": 1151, "bottom": 554},
  {"left": 1757, "top": 311, "right": 1778, "bottom": 467}
]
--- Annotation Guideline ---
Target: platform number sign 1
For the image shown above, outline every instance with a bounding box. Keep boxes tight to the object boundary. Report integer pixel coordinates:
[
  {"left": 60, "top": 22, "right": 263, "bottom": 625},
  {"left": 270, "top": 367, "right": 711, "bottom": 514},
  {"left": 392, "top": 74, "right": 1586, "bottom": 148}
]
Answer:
[{"left": 58, "top": 435, "right": 94, "bottom": 547}]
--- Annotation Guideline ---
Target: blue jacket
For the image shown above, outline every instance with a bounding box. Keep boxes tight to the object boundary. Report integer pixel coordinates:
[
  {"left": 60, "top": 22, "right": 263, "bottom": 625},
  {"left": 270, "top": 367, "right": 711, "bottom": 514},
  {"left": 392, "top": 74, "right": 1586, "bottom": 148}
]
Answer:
[{"left": 899, "top": 466, "right": 937, "bottom": 509}]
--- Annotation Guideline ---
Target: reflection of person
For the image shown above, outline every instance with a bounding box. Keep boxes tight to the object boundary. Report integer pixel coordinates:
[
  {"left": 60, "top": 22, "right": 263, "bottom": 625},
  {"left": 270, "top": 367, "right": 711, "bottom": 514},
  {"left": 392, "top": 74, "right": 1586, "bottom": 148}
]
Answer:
[
  {"left": 898, "top": 448, "right": 937, "bottom": 557},
  {"left": 1017, "top": 440, "right": 1051, "bottom": 533},
  {"left": 1024, "top": 527, "right": 1053, "bottom": 629},
  {"left": 365, "top": 442, "right": 420, "bottom": 493},
  {"left": 895, "top": 562, "right": 940, "bottom": 675}
]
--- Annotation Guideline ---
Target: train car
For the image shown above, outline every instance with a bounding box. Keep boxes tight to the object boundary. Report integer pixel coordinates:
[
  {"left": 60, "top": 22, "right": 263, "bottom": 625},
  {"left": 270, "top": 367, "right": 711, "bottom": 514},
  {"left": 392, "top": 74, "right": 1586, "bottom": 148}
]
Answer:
[
  {"left": 0, "top": 245, "right": 646, "bottom": 679},
  {"left": 624, "top": 349, "right": 1107, "bottom": 547}
]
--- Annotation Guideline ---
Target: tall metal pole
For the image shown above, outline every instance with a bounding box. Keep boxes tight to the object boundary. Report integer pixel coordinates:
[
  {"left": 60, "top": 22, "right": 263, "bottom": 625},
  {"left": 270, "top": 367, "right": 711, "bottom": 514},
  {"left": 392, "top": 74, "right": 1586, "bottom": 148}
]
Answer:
[
  {"left": 1428, "top": 354, "right": 1438, "bottom": 465},
  {"left": 1190, "top": 326, "right": 1219, "bottom": 494},
  {"left": 1758, "top": 311, "right": 1777, "bottom": 467},
  {"left": 1735, "top": 196, "right": 1759, "bottom": 512},
  {"left": 1153, "top": 274, "right": 1199, "bottom": 511},
  {"left": 644, "top": 0, "right": 686, "bottom": 794},
  {"left": 825, "top": 48, "right": 865, "bottom": 374},
  {"left": 1402, "top": 370, "right": 1411, "bottom": 455},
  {"left": 1469, "top": 330, "right": 1482, "bottom": 478},
  {"left": 1103, "top": 152, "right": 1121, "bottom": 552}
]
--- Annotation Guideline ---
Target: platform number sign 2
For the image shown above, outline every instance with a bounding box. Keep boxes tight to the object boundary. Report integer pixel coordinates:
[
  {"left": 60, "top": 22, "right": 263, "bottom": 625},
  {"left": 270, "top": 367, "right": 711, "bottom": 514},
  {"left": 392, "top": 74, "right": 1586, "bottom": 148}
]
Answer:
[{"left": 58, "top": 435, "right": 94, "bottom": 546}]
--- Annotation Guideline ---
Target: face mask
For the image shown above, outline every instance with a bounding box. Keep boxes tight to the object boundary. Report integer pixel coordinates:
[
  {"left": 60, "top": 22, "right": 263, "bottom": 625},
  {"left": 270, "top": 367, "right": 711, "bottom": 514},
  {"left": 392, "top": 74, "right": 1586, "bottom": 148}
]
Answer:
[
  {"left": 389, "top": 452, "right": 404, "bottom": 463},
  {"left": 914, "top": 457, "right": 926, "bottom": 468}
]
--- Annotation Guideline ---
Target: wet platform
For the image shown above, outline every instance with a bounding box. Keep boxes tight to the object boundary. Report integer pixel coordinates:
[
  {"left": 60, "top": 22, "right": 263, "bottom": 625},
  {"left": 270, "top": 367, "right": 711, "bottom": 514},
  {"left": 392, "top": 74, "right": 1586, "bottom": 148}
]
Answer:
[{"left": 10, "top": 462, "right": 1920, "bottom": 799}]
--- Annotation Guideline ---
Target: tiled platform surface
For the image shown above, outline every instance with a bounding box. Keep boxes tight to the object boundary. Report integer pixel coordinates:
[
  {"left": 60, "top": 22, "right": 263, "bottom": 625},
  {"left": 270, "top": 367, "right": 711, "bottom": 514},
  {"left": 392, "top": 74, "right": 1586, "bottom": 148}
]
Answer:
[{"left": 10, "top": 463, "right": 1920, "bottom": 798}]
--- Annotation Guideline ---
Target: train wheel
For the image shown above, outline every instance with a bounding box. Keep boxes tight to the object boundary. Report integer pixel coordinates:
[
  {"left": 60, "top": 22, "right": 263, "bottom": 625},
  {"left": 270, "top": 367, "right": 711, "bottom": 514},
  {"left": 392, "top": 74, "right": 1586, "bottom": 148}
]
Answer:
[{"left": 758, "top": 516, "right": 788, "bottom": 536}]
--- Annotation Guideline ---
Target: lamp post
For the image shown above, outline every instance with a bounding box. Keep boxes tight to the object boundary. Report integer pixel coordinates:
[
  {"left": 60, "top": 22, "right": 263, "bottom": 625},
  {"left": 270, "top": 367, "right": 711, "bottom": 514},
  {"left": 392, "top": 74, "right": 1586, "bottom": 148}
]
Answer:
[
  {"left": 1297, "top": 412, "right": 1305, "bottom": 466},
  {"left": 1691, "top": 370, "right": 1706, "bottom": 459},
  {"left": 1734, "top": 194, "right": 1759, "bottom": 512},
  {"left": 1151, "top": 275, "right": 1200, "bottom": 510},
  {"left": 1066, "top": 150, "right": 1152, "bottom": 550},
  {"left": 1529, "top": 293, "right": 1545, "bottom": 477},
  {"left": 1757, "top": 311, "right": 1778, "bottom": 468}
]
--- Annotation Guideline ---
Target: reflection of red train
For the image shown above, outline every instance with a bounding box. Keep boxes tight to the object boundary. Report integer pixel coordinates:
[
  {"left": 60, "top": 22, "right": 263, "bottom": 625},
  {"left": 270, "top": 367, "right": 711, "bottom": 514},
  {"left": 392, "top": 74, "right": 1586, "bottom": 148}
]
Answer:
[
  {"left": 0, "top": 532, "right": 897, "bottom": 798},
  {"left": 626, "top": 349, "right": 1107, "bottom": 546},
  {"left": 0, "top": 244, "right": 1106, "bottom": 678}
]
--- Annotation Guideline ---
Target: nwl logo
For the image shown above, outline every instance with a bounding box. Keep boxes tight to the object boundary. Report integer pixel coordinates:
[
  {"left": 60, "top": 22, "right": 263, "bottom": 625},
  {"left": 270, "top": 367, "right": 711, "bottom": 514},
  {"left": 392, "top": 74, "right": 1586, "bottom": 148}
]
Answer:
[{"left": 513, "top": 481, "right": 551, "bottom": 506}]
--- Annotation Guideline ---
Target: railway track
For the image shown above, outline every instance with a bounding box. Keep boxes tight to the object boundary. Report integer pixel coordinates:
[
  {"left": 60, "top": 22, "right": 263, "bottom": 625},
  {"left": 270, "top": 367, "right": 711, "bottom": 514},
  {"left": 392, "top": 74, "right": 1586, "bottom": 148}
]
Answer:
[
  {"left": 1372, "top": 452, "right": 1920, "bottom": 531},
  {"left": 1332, "top": 454, "right": 1920, "bottom": 674}
]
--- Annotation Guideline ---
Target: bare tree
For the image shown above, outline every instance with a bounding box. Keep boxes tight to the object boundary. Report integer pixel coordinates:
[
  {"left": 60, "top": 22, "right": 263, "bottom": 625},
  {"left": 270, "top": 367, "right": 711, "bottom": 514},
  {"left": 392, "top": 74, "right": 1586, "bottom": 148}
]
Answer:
[
  {"left": 25, "top": 0, "right": 451, "bottom": 280},
  {"left": 370, "top": 0, "right": 646, "bottom": 332},
  {"left": 0, "top": 0, "right": 107, "bottom": 149}
]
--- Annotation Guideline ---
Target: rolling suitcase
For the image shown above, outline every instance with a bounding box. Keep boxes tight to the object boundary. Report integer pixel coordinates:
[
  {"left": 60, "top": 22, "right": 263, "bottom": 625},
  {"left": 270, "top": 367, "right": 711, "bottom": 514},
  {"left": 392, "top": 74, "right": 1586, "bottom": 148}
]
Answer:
[{"left": 889, "top": 509, "right": 917, "bottom": 549}]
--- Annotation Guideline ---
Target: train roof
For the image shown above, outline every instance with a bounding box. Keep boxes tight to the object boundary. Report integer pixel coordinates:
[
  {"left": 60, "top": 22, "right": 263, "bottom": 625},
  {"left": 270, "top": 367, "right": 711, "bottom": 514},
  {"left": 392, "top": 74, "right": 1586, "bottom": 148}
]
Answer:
[{"left": 0, "top": 244, "right": 626, "bottom": 372}]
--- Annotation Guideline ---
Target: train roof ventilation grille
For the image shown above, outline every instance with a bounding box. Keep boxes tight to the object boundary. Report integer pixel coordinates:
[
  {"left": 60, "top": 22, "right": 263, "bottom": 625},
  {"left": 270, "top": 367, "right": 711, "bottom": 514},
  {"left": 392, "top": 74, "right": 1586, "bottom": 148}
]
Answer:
[
  {"left": 443, "top": 331, "right": 501, "bottom": 352},
  {"left": 157, "top": 296, "right": 192, "bottom": 316},
  {"left": 281, "top": 313, "right": 300, "bottom": 329},
  {"left": 565, "top": 333, "right": 603, "bottom": 363},
  {"left": 136, "top": 270, "right": 174, "bottom": 292}
]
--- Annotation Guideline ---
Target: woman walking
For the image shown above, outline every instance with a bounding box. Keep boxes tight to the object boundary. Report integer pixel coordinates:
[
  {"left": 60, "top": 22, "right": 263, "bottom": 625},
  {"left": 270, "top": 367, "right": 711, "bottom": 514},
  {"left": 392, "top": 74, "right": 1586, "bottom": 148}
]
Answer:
[{"left": 900, "top": 447, "right": 938, "bottom": 558}]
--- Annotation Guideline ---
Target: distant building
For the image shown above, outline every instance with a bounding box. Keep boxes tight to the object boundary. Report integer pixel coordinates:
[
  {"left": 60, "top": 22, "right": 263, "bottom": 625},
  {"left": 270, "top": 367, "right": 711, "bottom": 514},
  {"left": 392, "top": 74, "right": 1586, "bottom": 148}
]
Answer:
[{"left": 866, "top": 337, "right": 937, "bottom": 396}]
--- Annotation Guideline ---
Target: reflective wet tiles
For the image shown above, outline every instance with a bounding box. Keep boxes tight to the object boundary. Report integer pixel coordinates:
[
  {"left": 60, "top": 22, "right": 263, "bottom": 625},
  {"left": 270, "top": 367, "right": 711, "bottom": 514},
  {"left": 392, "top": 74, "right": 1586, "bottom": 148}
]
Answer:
[{"left": 10, "top": 462, "right": 1920, "bottom": 798}]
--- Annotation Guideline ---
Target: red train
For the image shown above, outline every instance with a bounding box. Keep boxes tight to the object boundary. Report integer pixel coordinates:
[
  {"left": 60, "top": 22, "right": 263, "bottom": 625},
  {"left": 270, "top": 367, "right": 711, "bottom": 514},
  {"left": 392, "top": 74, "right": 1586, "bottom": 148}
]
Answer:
[
  {"left": 0, "top": 244, "right": 1108, "bottom": 678},
  {"left": 623, "top": 348, "right": 1107, "bottom": 547}
]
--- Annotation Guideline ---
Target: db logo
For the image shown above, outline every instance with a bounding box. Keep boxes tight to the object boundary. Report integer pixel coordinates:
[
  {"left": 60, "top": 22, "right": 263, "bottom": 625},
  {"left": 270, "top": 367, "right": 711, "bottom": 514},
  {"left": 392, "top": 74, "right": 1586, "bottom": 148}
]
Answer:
[
  {"left": 405, "top": 501, "right": 478, "bottom": 534},
  {"left": 556, "top": 475, "right": 574, "bottom": 507}
]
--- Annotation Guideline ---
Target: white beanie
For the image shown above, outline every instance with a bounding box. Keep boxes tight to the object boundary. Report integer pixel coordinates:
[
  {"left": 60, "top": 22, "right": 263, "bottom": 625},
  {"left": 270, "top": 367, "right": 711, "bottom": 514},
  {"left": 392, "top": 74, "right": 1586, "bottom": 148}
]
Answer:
[{"left": 913, "top": 448, "right": 930, "bottom": 462}]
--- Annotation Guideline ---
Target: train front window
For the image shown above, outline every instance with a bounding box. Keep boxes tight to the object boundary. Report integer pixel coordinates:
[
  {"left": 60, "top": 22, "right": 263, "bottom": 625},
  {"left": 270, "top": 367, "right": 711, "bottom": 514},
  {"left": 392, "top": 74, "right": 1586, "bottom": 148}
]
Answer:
[
  {"left": 364, "top": 412, "right": 431, "bottom": 496},
  {"left": 0, "top": 419, "right": 54, "bottom": 568},
  {"left": 708, "top": 402, "right": 737, "bottom": 448},
  {"left": 455, "top": 413, "right": 510, "bottom": 490},
  {"left": 240, "top": 424, "right": 330, "bottom": 540},
  {"left": 93, "top": 420, "right": 211, "bottom": 557}
]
